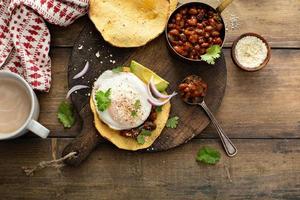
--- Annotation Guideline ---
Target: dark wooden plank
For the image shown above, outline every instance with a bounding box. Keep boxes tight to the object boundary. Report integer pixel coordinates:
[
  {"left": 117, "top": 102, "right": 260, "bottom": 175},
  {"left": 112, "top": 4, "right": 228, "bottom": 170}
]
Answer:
[
  {"left": 37, "top": 48, "right": 81, "bottom": 137},
  {"left": 0, "top": 138, "right": 300, "bottom": 200},
  {"left": 49, "top": 0, "right": 300, "bottom": 48},
  {"left": 41, "top": 48, "right": 300, "bottom": 139}
]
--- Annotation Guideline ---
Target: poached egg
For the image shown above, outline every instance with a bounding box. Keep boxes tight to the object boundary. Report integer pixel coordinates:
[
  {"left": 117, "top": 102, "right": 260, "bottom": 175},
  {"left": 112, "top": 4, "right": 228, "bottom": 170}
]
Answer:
[{"left": 93, "top": 70, "right": 152, "bottom": 130}]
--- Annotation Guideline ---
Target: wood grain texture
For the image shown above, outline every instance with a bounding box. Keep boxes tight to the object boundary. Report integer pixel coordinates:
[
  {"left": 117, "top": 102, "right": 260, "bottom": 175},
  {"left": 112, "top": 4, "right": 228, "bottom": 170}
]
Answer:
[
  {"left": 202, "top": 49, "right": 300, "bottom": 139},
  {"left": 0, "top": 138, "right": 299, "bottom": 200},
  {"left": 49, "top": 0, "right": 300, "bottom": 48},
  {"left": 38, "top": 49, "right": 300, "bottom": 139},
  {"left": 37, "top": 48, "right": 81, "bottom": 137},
  {"left": 3, "top": 1, "right": 299, "bottom": 198},
  {"left": 67, "top": 20, "right": 227, "bottom": 151}
]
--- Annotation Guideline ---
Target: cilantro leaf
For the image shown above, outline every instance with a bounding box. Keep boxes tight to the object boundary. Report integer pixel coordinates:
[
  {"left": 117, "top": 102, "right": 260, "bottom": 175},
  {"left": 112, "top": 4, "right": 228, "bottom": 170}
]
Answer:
[
  {"left": 166, "top": 116, "right": 179, "bottom": 128},
  {"left": 137, "top": 134, "right": 145, "bottom": 144},
  {"left": 134, "top": 100, "right": 141, "bottom": 110},
  {"left": 196, "top": 147, "right": 221, "bottom": 165},
  {"left": 131, "top": 110, "right": 137, "bottom": 117},
  {"left": 136, "top": 129, "right": 152, "bottom": 144},
  {"left": 57, "top": 101, "right": 76, "bottom": 128},
  {"left": 140, "top": 129, "right": 152, "bottom": 136},
  {"left": 131, "top": 100, "right": 141, "bottom": 117},
  {"left": 112, "top": 66, "right": 123, "bottom": 73},
  {"left": 155, "top": 106, "right": 162, "bottom": 112},
  {"left": 201, "top": 45, "right": 221, "bottom": 65},
  {"left": 95, "top": 88, "right": 111, "bottom": 112}
]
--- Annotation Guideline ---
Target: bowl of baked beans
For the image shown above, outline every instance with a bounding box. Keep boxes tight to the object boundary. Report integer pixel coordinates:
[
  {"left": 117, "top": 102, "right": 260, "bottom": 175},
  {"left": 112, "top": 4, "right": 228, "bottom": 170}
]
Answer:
[{"left": 165, "top": 1, "right": 228, "bottom": 62}]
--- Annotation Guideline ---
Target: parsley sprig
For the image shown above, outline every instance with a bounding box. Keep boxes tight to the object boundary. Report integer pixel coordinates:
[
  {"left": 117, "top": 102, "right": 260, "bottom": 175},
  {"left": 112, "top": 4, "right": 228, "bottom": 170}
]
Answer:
[
  {"left": 131, "top": 99, "right": 141, "bottom": 117},
  {"left": 166, "top": 116, "right": 179, "bottom": 128},
  {"left": 95, "top": 88, "right": 111, "bottom": 112},
  {"left": 201, "top": 45, "right": 221, "bottom": 65},
  {"left": 137, "top": 129, "right": 152, "bottom": 144},
  {"left": 196, "top": 147, "right": 221, "bottom": 165},
  {"left": 57, "top": 101, "right": 76, "bottom": 128}
]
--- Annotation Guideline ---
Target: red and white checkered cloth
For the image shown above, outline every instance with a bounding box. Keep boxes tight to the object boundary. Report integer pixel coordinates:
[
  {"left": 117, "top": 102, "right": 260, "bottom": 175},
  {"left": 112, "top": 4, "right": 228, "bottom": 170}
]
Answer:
[{"left": 0, "top": 0, "right": 88, "bottom": 92}]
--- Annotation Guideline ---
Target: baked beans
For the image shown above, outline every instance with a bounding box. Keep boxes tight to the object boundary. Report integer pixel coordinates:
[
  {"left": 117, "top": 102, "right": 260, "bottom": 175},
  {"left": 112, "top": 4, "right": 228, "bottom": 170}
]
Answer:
[
  {"left": 179, "top": 75, "right": 208, "bottom": 102},
  {"left": 167, "top": 5, "right": 223, "bottom": 60}
]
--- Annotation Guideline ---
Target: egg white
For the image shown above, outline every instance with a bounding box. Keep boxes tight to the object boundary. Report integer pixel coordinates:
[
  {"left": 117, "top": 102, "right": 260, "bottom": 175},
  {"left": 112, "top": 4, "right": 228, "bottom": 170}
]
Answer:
[{"left": 93, "top": 70, "right": 152, "bottom": 130}]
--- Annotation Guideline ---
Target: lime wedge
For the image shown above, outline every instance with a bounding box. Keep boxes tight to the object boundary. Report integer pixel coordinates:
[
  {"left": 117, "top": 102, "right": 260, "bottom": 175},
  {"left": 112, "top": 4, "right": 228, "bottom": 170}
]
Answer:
[{"left": 130, "top": 60, "right": 169, "bottom": 92}]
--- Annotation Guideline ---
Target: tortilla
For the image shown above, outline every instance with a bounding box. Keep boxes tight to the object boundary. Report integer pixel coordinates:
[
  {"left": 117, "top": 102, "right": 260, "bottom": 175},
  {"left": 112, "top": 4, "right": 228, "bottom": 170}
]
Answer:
[
  {"left": 90, "top": 96, "right": 171, "bottom": 151},
  {"left": 169, "top": 0, "right": 178, "bottom": 13},
  {"left": 89, "top": 0, "right": 170, "bottom": 47}
]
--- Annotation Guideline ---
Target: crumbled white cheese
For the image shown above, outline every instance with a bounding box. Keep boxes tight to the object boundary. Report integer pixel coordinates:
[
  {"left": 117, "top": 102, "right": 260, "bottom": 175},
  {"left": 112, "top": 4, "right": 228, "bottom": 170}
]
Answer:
[
  {"left": 95, "top": 51, "right": 100, "bottom": 58},
  {"left": 235, "top": 36, "right": 268, "bottom": 69}
]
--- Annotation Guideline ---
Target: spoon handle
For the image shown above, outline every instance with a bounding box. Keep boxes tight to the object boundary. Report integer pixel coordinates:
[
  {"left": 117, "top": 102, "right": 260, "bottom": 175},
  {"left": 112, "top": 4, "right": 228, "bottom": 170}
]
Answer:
[{"left": 199, "top": 101, "right": 237, "bottom": 157}]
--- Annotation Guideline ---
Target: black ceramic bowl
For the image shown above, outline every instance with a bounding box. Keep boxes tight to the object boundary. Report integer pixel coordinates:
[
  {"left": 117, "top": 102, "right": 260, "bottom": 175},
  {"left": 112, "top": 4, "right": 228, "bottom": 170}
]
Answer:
[{"left": 165, "top": 2, "right": 226, "bottom": 63}]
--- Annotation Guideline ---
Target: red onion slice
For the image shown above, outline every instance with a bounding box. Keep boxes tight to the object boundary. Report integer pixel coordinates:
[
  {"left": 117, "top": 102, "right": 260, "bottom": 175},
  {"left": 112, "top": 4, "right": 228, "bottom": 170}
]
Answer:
[
  {"left": 73, "top": 61, "right": 89, "bottom": 79},
  {"left": 146, "top": 76, "right": 177, "bottom": 106},
  {"left": 147, "top": 92, "right": 177, "bottom": 106},
  {"left": 147, "top": 79, "right": 161, "bottom": 102},
  {"left": 66, "top": 85, "right": 89, "bottom": 99},
  {"left": 149, "top": 76, "right": 171, "bottom": 99}
]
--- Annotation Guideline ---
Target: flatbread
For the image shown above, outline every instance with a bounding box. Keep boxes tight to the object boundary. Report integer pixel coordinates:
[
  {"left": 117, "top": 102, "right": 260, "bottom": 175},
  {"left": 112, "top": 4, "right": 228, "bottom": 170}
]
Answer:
[
  {"left": 89, "top": 0, "right": 170, "bottom": 47},
  {"left": 90, "top": 67, "right": 171, "bottom": 150},
  {"left": 90, "top": 96, "right": 171, "bottom": 151},
  {"left": 169, "top": 0, "right": 178, "bottom": 13}
]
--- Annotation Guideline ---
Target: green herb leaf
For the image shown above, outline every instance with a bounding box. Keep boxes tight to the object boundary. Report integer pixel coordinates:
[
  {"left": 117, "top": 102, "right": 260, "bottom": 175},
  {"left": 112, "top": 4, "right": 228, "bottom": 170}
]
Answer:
[
  {"left": 166, "top": 116, "right": 179, "bottom": 128},
  {"left": 112, "top": 66, "right": 123, "bottom": 73},
  {"left": 196, "top": 147, "right": 221, "bottom": 165},
  {"left": 134, "top": 99, "right": 141, "bottom": 110},
  {"left": 155, "top": 106, "right": 162, "bottom": 112},
  {"left": 136, "top": 129, "right": 152, "bottom": 144},
  {"left": 137, "top": 134, "right": 145, "bottom": 144},
  {"left": 140, "top": 129, "right": 152, "bottom": 136},
  {"left": 200, "top": 45, "right": 221, "bottom": 65},
  {"left": 131, "top": 99, "right": 141, "bottom": 117},
  {"left": 95, "top": 88, "right": 111, "bottom": 112},
  {"left": 131, "top": 110, "right": 137, "bottom": 117},
  {"left": 57, "top": 101, "right": 76, "bottom": 128}
]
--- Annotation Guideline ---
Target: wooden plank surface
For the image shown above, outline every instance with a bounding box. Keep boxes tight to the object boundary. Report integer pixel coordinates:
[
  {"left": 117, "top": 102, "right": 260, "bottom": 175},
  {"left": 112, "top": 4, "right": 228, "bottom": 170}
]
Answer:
[
  {"left": 39, "top": 48, "right": 300, "bottom": 139},
  {"left": 0, "top": 138, "right": 299, "bottom": 200},
  {"left": 2, "top": 0, "right": 300, "bottom": 199},
  {"left": 49, "top": 0, "right": 300, "bottom": 48}
]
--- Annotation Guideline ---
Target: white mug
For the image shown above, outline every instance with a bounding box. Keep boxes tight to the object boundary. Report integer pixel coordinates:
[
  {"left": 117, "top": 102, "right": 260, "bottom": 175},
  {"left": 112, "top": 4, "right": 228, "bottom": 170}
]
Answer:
[{"left": 0, "top": 71, "right": 50, "bottom": 140}]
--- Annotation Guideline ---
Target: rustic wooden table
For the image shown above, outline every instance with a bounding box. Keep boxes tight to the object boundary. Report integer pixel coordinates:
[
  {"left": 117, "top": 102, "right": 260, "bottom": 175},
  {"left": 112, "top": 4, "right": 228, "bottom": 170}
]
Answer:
[{"left": 1, "top": 0, "right": 300, "bottom": 199}]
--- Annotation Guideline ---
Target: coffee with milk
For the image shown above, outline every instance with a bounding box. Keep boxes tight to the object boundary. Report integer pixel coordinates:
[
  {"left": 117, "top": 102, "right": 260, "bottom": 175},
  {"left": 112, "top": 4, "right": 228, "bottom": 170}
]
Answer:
[{"left": 0, "top": 78, "right": 31, "bottom": 133}]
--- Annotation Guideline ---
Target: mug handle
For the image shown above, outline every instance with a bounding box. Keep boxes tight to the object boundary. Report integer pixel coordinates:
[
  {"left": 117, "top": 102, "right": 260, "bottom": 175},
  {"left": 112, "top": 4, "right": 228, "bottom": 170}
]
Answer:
[{"left": 27, "top": 120, "right": 50, "bottom": 138}]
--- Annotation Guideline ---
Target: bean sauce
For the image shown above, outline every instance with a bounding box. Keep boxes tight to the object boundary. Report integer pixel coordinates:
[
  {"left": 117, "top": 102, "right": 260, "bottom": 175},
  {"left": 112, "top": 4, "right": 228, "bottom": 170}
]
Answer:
[
  {"left": 167, "top": 5, "right": 223, "bottom": 60},
  {"left": 179, "top": 75, "right": 208, "bottom": 103}
]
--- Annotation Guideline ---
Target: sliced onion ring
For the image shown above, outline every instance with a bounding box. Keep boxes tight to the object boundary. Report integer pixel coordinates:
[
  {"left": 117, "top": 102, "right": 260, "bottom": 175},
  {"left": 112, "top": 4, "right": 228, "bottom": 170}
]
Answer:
[
  {"left": 147, "top": 79, "right": 161, "bottom": 102},
  {"left": 66, "top": 85, "right": 89, "bottom": 99},
  {"left": 146, "top": 76, "right": 177, "bottom": 106},
  {"left": 149, "top": 76, "right": 171, "bottom": 99},
  {"left": 147, "top": 92, "right": 177, "bottom": 106},
  {"left": 73, "top": 61, "right": 89, "bottom": 79}
]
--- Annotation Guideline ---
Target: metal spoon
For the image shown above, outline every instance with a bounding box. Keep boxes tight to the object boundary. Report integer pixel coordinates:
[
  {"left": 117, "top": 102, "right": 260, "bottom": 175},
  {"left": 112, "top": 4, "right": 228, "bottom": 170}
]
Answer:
[{"left": 181, "top": 80, "right": 237, "bottom": 157}]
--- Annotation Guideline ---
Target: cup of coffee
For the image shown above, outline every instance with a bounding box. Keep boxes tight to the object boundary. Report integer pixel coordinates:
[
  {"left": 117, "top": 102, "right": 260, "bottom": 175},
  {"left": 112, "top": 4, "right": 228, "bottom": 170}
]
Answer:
[{"left": 0, "top": 71, "right": 49, "bottom": 140}]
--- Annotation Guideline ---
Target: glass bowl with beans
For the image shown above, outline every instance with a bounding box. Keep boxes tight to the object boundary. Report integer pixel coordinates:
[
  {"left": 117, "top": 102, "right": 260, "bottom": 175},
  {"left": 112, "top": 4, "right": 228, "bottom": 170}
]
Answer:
[{"left": 165, "top": 2, "right": 225, "bottom": 62}]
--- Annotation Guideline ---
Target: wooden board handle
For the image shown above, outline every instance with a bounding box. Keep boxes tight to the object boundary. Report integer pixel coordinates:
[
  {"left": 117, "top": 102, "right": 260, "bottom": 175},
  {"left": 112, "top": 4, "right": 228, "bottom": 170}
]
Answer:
[
  {"left": 62, "top": 105, "right": 101, "bottom": 166},
  {"left": 216, "top": 0, "right": 233, "bottom": 13}
]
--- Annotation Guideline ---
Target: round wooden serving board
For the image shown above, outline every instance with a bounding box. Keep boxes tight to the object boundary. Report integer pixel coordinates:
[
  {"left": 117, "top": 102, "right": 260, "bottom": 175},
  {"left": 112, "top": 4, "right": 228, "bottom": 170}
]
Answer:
[{"left": 63, "top": 20, "right": 226, "bottom": 165}]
